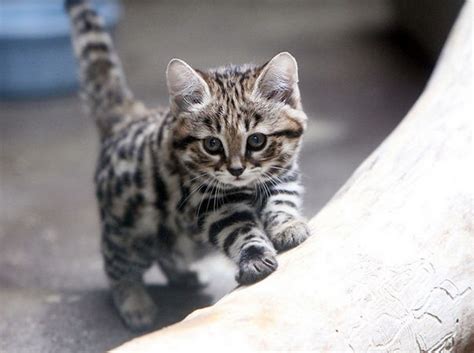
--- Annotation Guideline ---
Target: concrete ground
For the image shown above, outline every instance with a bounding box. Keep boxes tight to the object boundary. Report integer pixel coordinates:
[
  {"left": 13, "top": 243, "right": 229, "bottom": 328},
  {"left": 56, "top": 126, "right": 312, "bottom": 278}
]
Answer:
[{"left": 0, "top": 1, "right": 430, "bottom": 352}]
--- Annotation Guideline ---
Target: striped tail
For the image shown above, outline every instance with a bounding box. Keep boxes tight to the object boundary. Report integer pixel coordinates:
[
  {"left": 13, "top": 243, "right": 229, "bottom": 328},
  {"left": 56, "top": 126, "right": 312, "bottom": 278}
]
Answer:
[{"left": 65, "top": 0, "right": 138, "bottom": 136}]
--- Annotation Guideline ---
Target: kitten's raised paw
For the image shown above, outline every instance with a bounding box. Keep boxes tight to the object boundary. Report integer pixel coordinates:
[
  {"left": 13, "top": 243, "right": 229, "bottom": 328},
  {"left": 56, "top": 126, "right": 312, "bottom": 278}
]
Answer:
[
  {"left": 236, "top": 245, "right": 278, "bottom": 285},
  {"left": 272, "top": 220, "right": 310, "bottom": 252},
  {"left": 112, "top": 283, "right": 157, "bottom": 332}
]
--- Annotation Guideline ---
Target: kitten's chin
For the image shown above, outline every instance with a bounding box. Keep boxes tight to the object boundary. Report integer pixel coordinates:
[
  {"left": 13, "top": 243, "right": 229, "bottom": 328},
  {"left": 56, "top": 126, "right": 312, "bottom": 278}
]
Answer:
[{"left": 217, "top": 175, "right": 257, "bottom": 188}]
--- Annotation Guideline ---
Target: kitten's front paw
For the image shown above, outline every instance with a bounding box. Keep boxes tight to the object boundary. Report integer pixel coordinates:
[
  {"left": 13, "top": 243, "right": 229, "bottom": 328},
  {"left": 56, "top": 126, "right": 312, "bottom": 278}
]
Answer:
[
  {"left": 112, "top": 283, "right": 158, "bottom": 332},
  {"left": 236, "top": 245, "right": 278, "bottom": 285},
  {"left": 272, "top": 220, "right": 310, "bottom": 252}
]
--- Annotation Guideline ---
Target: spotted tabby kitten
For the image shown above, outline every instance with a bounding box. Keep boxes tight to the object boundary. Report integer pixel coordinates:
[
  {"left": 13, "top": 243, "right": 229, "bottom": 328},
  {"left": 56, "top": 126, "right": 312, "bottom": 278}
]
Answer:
[{"left": 66, "top": 0, "right": 310, "bottom": 331}]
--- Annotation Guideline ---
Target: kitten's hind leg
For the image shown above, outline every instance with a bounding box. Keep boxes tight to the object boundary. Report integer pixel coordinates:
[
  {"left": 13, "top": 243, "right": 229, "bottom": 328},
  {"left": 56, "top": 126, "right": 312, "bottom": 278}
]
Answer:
[
  {"left": 103, "top": 233, "right": 157, "bottom": 332},
  {"left": 110, "top": 279, "right": 157, "bottom": 332},
  {"left": 157, "top": 254, "right": 206, "bottom": 289},
  {"left": 156, "top": 230, "right": 208, "bottom": 289}
]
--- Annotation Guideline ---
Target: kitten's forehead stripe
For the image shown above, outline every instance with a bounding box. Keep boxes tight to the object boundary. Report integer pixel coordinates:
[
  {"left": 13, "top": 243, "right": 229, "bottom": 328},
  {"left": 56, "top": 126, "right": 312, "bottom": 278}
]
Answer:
[
  {"left": 244, "top": 117, "right": 250, "bottom": 131},
  {"left": 215, "top": 119, "right": 222, "bottom": 134},
  {"left": 252, "top": 114, "right": 263, "bottom": 128}
]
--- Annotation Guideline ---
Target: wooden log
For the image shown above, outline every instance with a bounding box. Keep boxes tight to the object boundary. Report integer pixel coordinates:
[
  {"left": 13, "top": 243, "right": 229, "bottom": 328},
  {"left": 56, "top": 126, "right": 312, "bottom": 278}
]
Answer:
[{"left": 113, "top": 2, "right": 473, "bottom": 352}]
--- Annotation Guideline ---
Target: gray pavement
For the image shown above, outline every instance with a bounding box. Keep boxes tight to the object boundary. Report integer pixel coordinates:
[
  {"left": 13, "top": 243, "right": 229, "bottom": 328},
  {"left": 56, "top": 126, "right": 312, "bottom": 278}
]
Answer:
[{"left": 0, "top": 1, "right": 430, "bottom": 352}]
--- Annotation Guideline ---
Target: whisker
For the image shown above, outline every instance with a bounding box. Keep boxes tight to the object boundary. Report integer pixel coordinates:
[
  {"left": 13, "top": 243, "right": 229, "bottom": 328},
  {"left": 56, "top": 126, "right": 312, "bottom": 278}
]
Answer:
[
  {"left": 196, "top": 178, "right": 215, "bottom": 218},
  {"left": 188, "top": 172, "right": 208, "bottom": 183},
  {"left": 211, "top": 180, "right": 219, "bottom": 213},
  {"left": 262, "top": 171, "right": 279, "bottom": 188},
  {"left": 258, "top": 174, "right": 272, "bottom": 200},
  {"left": 179, "top": 181, "right": 205, "bottom": 209}
]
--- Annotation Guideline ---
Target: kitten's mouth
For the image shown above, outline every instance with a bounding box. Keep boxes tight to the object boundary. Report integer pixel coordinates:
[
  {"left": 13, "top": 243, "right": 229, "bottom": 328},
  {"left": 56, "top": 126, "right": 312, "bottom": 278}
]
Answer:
[
  {"left": 216, "top": 175, "right": 255, "bottom": 188},
  {"left": 231, "top": 177, "right": 250, "bottom": 186}
]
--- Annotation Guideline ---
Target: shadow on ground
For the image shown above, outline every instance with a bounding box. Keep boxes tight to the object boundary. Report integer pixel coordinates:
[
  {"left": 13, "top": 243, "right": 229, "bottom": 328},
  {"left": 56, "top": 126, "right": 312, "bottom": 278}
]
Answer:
[{"left": 1, "top": 284, "right": 215, "bottom": 352}]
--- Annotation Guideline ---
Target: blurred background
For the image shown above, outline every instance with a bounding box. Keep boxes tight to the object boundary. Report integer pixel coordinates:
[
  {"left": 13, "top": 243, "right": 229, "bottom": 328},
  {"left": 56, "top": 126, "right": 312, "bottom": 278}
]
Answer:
[{"left": 0, "top": 0, "right": 463, "bottom": 352}]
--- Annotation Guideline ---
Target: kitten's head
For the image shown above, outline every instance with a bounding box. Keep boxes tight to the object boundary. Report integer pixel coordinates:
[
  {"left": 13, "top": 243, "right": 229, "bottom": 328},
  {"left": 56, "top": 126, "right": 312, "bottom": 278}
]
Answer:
[{"left": 167, "top": 52, "right": 307, "bottom": 188}]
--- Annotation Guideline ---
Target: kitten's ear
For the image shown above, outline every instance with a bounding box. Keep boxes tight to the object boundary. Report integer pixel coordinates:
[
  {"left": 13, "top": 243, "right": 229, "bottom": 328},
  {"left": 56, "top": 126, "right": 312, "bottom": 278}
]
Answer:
[
  {"left": 166, "top": 58, "right": 211, "bottom": 112},
  {"left": 253, "top": 52, "right": 301, "bottom": 108}
]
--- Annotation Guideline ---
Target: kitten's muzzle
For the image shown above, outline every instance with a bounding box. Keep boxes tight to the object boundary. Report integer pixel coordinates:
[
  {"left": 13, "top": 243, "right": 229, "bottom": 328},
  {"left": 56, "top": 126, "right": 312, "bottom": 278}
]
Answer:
[{"left": 227, "top": 166, "right": 245, "bottom": 177}]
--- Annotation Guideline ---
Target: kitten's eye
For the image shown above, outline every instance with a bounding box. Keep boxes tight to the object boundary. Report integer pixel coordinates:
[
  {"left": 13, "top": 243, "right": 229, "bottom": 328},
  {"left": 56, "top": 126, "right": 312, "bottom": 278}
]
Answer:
[
  {"left": 203, "top": 136, "right": 223, "bottom": 154},
  {"left": 247, "top": 133, "right": 267, "bottom": 151}
]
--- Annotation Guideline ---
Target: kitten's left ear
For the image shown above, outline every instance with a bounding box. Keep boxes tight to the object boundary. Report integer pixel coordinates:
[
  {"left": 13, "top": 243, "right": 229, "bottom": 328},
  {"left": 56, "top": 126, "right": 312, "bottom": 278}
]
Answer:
[{"left": 253, "top": 52, "right": 301, "bottom": 109}]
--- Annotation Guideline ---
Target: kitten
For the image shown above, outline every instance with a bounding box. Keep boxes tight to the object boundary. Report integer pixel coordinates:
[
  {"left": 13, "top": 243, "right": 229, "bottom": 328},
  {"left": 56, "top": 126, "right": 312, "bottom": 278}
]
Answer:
[{"left": 66, "top": 0, "right": 310, "bottom": 331}]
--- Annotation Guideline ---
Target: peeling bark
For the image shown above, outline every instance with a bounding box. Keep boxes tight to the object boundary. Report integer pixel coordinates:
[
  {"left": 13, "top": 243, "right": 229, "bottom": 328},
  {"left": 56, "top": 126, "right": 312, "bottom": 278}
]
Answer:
[{"left": 113, "top": 3, "right": 473, "bottom": 352}]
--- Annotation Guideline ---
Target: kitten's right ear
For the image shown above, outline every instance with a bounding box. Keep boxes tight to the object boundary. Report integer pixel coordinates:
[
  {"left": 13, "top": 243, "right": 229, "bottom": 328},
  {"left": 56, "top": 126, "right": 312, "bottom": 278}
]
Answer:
[{"left": 166, "top": 59, "right": 210, "bottom": 112}]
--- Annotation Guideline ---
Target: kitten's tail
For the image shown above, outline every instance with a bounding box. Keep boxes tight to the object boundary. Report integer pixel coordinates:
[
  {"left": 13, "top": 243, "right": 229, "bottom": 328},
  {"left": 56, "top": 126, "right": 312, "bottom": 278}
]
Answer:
[{"left": 65, "top": 0, "right": 142, "bottom": 137}]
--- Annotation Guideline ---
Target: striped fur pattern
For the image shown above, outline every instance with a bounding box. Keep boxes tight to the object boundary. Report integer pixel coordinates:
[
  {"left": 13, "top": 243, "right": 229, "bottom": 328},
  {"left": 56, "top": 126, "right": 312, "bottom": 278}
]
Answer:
[{"left": 66, "top": 0, "right": 310, "bottom": 331}]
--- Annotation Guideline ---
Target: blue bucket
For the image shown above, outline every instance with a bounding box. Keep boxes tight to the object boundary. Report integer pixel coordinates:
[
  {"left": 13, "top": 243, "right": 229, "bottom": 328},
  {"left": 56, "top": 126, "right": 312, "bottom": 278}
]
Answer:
[{"left": 0, "top": 1, "right": 121, "bottom": 99}]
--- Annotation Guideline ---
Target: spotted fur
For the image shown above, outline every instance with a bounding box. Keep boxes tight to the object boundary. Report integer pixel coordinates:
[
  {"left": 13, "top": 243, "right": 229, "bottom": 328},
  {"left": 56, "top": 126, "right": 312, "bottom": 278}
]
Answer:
[{"left": 66, "top": 0, "right": 310, "bottom": 331}]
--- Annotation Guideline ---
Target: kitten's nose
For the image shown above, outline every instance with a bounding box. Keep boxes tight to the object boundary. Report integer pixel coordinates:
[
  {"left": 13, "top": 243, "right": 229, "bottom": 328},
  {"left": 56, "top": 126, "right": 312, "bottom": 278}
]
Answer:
[{"left": 228, "top": 166, "right": 245, "bottom": 177}]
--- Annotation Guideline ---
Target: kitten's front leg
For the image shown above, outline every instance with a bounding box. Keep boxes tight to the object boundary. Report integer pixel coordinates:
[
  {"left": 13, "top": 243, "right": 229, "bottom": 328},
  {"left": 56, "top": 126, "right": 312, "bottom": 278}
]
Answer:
[
  {"left": 199, "top": 204, "right": 278, "bottom": 285},
  {"left": 261, "top": 183, "right": 310, "bottom": 252}
]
